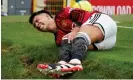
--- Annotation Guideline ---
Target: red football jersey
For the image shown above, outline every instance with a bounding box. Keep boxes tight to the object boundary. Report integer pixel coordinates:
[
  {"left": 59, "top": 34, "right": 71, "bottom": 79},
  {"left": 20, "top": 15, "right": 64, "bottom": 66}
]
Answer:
[{"left": 54, "top": 7, "right": 100, "bottom": 46}]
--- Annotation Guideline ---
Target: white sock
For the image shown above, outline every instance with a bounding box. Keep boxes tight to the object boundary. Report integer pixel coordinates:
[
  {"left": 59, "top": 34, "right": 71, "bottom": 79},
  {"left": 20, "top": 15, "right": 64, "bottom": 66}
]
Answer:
[
  {"left": 69, "top": 59, "right": 81, "bottom": 64},
  {"left": 58, "top": 61, "right": 67, "bottom": 64}
]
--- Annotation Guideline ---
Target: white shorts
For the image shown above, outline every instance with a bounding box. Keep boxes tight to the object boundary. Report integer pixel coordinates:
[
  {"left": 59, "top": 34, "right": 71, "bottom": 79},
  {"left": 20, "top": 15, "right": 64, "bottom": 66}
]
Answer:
[{"left": 82, "top": 13, "right": 117, "bottom": 50}]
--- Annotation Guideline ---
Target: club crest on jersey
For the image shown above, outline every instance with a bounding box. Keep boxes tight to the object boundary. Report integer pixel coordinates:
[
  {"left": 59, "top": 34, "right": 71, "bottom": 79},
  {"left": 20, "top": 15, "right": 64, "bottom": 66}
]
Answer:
[{"left": 61, "top": 20, "right": 67, "bottom": 27}]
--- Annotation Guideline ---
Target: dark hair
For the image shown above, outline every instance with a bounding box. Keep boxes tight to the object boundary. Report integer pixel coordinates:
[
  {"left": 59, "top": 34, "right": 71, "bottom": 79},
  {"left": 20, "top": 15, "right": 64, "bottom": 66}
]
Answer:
[{"left": 29, "top": 10, "right": 53, "bottom": 24}]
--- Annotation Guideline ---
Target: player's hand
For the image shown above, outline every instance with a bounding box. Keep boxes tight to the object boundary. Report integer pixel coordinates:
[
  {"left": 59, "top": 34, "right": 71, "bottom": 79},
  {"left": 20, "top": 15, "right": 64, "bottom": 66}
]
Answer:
[{"left": 63, "top": 32, "right": 77, "bottom": 43}]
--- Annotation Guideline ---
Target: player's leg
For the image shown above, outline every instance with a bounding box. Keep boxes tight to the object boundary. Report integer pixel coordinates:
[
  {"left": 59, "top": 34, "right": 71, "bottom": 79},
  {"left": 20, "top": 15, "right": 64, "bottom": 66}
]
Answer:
[{"left": 57, "top": 24, "right": 104, "bottom": 72}]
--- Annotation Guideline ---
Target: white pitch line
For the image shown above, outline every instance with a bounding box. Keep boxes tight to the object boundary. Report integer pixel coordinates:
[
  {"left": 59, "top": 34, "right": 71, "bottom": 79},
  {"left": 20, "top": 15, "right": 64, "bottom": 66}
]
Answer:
[
  {"left": 118, "top": 26, "right": 133, "bottom": 29},
  {"left": 115, "top": 21, "right": 133, "bottom": 29},
  {"left": 115, "top": 45, "right": 132, "bottom": 49},
  {"left": 115, "top": 21, "right": 121, "bottom": 23}
]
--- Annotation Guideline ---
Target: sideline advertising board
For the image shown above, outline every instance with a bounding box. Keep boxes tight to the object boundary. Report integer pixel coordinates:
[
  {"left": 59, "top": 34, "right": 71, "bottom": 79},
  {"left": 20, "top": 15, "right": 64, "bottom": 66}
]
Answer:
[{"left": 89, "top": 0, "right": 133, "bottom": 15}]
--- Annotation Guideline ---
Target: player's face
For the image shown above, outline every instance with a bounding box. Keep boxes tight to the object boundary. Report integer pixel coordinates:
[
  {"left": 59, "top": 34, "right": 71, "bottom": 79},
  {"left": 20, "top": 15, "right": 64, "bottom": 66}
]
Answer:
[{"left": 33, "top": 13, "right": 50, "bottom": 32}]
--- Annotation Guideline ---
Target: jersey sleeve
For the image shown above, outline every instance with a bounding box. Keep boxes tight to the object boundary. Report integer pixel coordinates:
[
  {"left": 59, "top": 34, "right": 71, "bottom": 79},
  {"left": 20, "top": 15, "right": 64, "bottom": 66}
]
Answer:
[
  {"left": 55, "top": 30, "right": 67, "bottom": 46},
  {"left": 70, "top": 8, "right": 92, "bottom": 25},
  {"left": 55, "top": 7, "right": 76, "bottom": 33}
]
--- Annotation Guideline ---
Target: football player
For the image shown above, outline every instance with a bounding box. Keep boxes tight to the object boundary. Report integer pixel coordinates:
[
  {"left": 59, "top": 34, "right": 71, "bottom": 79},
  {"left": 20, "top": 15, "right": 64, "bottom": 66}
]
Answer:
[{"left": 29, "top": 7, "right": 117, "bottom": 77}]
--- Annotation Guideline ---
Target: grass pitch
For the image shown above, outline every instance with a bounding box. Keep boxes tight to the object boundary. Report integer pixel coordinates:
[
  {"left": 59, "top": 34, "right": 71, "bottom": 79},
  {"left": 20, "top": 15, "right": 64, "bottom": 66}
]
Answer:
[{"left": 1, "top": 15, "right": 133, "bottom": 79}]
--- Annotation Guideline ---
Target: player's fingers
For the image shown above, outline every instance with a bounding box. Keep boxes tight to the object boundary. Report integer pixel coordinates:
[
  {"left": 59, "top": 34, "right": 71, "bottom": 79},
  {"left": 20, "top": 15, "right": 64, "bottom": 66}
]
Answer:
[
  {"left": 68, "top": 35, "right": 74, "bottom": 43},
  {"left": 62, "top": 37, "right": 68, "bottom": 40},
  {"left": 68, "top": 35, "right": 71, "bottom": 43},
  {"left": 62, "top": 35, "right": 68, "bottom": 40},
  {"left": 62, "top": 34, "right": 67, "bottom": 38}
]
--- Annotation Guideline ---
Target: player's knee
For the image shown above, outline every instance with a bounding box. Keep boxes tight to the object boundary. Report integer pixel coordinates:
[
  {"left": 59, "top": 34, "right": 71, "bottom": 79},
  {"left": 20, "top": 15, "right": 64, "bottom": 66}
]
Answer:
[{"left": 74, "top": 32, "right": 91, "bottom": 47}]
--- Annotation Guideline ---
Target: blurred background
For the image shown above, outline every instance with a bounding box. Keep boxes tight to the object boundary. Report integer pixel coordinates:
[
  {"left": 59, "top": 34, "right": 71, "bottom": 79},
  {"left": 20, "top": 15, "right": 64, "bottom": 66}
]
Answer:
[{"left": 1, "top": 0, "right": 133, "bottom": 16}]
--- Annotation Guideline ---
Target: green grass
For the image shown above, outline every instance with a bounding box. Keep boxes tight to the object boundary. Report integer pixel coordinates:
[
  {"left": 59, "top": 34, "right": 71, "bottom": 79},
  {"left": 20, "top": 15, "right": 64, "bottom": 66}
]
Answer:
[{"left": 1, "top": 15, "right": 133, "bottom": 79}]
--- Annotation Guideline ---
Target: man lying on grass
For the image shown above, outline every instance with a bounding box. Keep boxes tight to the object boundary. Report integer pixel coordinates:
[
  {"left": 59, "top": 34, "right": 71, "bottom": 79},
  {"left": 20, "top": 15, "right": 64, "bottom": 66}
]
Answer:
[{"left": 29, "top": 7, "right": 117, "bottom": 77}]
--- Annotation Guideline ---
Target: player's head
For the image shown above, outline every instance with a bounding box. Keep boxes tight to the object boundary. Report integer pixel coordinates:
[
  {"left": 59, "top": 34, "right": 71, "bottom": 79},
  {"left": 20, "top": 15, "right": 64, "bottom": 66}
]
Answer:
[{"left": 29, "top": 10, "right": 56, "bottom": 32}]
